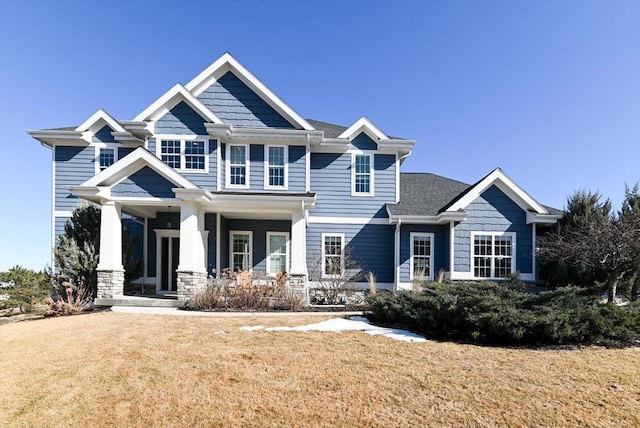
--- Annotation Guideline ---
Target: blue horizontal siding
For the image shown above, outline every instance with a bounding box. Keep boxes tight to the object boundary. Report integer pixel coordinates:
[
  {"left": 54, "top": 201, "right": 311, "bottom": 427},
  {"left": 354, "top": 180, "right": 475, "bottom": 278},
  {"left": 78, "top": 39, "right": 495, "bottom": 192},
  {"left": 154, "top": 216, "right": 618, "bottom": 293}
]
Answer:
[
  {"left": 54, "top": 146, "right": 95, "bottom": 211},
  {"left": 155, "top": 101, "right": 207, "bottom": 135},
  {"left": 197, "top": 71, "right": 295, "bottom": 128},
  {"left": 306, "top": 223, "right": 394, "bottom": 284},
  {"left": 250, "top": 144, "right": 264, "bottom": 189},
  {"left": 454, "top": 185, "right": 533, "bottom": 274},
  {"left": 310, "top": 152, "right": 395, "bottom": 218},
  {"left": 288, "top": 145, "right": 306, "bottom": 192},
  {"left": 111, "top": 166, "right": 176, "bottom": 198},
  {"left": 399, "top": 224, "right": 449, "bottom": 283},
  {"left": 183, "top": 141, "right": 217, "bottom": 190}
]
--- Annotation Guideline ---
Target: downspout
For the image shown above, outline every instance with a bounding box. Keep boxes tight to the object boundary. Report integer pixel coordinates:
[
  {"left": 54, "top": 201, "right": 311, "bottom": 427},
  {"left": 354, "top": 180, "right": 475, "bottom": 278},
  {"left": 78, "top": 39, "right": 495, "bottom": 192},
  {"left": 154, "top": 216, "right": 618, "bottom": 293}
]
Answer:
[{"left": 394, "top": 218, "right": 401, "bottom": 290}]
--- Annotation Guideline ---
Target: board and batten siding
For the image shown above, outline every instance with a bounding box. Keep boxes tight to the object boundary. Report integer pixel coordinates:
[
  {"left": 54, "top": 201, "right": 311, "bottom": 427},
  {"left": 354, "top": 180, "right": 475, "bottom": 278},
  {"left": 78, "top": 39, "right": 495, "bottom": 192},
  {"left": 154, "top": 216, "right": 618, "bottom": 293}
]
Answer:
[
  {"left": 306, "top": 223, "right": 394, "bottom": 284},
  {"left": 399, "top": 224, "right": 450, "bottom": 283},
  {"left": 54, "top": 146, "right": 95, "bottom": 211},
  {"left": 453, "top": 185, "right": 533, "bottom": 274},
  {"left": 219, "top": 218, "right": 291, "bottom": 274},
  {"left": 197, "top": 71, "right": 294, "bottom": 129},
  {"left": 310, "top": 152, "right": 395, "bottom": 218}
]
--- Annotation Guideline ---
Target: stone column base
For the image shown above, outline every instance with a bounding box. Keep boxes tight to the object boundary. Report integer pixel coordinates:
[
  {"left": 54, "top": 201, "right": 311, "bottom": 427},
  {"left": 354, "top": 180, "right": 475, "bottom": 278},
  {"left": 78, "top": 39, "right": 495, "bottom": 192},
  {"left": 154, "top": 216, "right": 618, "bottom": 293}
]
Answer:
[
  {"left": 177, "top": 271, "right": 208, "bottom": 301},
  {"left": 97, "top": 269, "right": 125, "bottom": 299}
]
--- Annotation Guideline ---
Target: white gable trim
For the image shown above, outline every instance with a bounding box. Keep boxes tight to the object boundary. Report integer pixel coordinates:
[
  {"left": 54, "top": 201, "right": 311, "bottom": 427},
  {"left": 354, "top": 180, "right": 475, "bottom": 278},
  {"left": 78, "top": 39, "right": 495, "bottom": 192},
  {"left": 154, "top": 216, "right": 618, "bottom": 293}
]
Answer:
[
  {"left": 132, "top": 83, "right": 223, "bottom": 124},
  {"left": 184, "top": 52, "right": 314, "bottom": 131},
  {"left": 75, "top": 109, "right": 126, "bottom": 133},
  {"left": 81, "top": 147, "right": 198, "bottom": 189},
  {"left": 337, "top": 117, "right": 389, "bottom": 141},
  {"left": 446, "top": 168, "right": 548, "bottom": 214}
]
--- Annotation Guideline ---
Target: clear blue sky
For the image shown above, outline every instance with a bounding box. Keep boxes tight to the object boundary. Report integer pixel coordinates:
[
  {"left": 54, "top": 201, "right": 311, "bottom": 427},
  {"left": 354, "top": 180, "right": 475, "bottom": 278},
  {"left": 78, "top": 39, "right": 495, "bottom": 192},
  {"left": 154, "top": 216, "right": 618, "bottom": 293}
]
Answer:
[{"left": 1, "top": 0, "right": 638, "bottom": 271}]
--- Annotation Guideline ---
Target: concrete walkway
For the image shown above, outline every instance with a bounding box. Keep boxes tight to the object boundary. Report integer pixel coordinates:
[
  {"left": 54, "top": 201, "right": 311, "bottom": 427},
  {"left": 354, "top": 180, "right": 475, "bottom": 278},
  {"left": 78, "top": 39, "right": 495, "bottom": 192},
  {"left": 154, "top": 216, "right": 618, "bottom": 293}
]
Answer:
[{"left": 110, "top": 306, "right": 363, "bottom": 317}]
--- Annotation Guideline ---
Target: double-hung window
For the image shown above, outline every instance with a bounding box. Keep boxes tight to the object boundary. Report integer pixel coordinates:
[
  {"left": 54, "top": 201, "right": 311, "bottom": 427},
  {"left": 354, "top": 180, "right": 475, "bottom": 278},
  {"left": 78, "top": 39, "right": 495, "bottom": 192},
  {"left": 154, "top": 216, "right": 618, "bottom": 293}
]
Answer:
[
  {"left": 322, "top": 233, "right": 344, "bottom": 278},
  {"left": 266, "top": 232, "right": 289, "bottom": 275},
  {"left": 410, "top": 233, "right": 434, "bottom": 281},
  {"left": 227, "top": 144, "right": 249, "bottom": 188},
  {"left": 230, "top": 231, "right": 252, "bottom": 272},
  {"left": 98, "top": 147, "right": 116, "bottom": 171},
  {"left": 158, "top": 137, "right": 208, "bottom": 172},
  {"left": 352, "top": 153, "right": 374, "bottom": 196},
  {"left": 472, "top": 232, "right": 515, "bottom": 279},
  {"left": 265, "top": 145, "right": 287, "bottom": 189}
]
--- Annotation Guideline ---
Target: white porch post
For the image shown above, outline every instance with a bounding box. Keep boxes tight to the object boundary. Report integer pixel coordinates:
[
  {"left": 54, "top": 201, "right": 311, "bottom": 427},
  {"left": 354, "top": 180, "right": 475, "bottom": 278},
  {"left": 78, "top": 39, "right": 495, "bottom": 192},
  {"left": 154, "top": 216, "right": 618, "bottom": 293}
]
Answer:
[
  {"left": 176, "top": 200, "right": 207, "bottom": 301},
  {"left": 96, "top": 201, "right": 124, "bottom": 299},
  {"left": 290, "top": 209, "right": 307, "bottom": 276}
]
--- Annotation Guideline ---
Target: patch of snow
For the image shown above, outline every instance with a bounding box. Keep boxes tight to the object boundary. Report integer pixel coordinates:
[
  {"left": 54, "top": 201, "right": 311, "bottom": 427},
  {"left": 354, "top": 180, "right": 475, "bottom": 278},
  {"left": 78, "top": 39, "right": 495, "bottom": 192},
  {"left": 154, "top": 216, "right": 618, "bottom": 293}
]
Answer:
[{"left": 241, "top": 316, "right": 426, "bottom": 343}]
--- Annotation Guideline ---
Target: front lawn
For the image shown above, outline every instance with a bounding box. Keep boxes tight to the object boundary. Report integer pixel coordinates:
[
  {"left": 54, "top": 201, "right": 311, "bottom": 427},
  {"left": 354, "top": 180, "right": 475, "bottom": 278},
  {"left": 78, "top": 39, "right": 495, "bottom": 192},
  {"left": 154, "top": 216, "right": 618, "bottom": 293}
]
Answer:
[{"left": 1, "top": 312, "right": 639, "bottom": 427}]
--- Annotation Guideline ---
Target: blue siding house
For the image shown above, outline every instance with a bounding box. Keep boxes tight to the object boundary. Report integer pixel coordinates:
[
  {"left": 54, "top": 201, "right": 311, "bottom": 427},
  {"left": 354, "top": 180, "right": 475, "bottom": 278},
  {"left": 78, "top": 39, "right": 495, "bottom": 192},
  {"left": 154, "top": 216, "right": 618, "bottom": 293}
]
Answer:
[{"left": 28, "top": 53, "right": 562, "bottom": 304}]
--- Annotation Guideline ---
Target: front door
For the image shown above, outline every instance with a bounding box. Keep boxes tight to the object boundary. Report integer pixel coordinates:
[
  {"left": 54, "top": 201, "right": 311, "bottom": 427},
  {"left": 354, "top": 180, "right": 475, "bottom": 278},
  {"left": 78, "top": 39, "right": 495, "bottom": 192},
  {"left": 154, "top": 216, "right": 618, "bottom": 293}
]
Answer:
[{"left": 157, "top": 231, "right": 180, "bottom": 293}]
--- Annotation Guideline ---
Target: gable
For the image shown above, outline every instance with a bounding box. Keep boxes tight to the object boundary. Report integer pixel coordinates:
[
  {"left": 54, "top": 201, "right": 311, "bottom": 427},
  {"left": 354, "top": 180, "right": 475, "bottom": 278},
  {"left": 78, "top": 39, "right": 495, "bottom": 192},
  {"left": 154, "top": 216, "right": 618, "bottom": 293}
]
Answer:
[
  {"left": 197, "top": 71, "right": 295, "bottom": 129},
  {"left": 156, "top": 101, "right": 207, "bottom": 135},
  {"left": 351, "top": 132, "right": 378, "bottom": 150},
  {"left": 111, "top": 166, "right": 177, "bottom": 198},
  {"left": 93, "top": 125, "right": 116, "bottom": 143},
  {"left": 467, "top": 185, "right": 527, "bottom": 226}
]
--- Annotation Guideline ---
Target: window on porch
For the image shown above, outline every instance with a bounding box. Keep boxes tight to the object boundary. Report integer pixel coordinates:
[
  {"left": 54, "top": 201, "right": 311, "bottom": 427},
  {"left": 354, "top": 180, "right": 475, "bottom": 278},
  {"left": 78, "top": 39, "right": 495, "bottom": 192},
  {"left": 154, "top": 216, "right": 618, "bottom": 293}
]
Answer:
[
  {"left": 266, "top": 232, "right": 289, "bottom": 276},
  {"left": 230, "top": 231, "right": 252, "bottom": 271}
]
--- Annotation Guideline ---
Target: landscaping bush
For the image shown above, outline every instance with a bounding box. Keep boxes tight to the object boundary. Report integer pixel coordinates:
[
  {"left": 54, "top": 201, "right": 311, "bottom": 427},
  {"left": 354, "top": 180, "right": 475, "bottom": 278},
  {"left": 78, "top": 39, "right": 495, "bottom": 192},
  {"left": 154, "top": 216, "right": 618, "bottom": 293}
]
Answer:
[
  {"left": 366, "top": 282, "right": 640, "bottom": 347},
  {"left": 0, "top": 266, "right": 50, "bottom": 313}
]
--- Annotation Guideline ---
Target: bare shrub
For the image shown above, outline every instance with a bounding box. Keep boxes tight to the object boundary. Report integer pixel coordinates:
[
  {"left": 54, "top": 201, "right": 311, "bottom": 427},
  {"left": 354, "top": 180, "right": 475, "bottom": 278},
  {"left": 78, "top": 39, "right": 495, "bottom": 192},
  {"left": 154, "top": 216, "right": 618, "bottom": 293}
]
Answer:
[
  {"left": 192, "top": 269, "right": 305, "bottom": 311},
  {"left": 367, "top": 271, "right": 377, "bottom": 296},
  {"left": 45, "top": 276, "right": 92, "bottom": 316},
  {"left": 308, "top": 248, "right": 364, "bottom": 305}
]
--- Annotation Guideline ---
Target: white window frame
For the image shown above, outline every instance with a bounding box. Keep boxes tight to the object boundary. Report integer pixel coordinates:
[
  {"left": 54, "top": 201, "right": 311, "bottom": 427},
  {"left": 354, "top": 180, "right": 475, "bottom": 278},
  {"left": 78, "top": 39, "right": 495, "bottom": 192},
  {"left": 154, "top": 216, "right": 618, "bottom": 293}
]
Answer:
[
  {"left": 229, "top": 231, "right": 253, "bottom": 272},
  {"left": 94, "top": 143, "right": 119, "bottom": 174},
  {"left": 226, "top": 143, "right": 250, "bottom": 189},
  {"left": 410, "top": 232, "right": 435, "bottom": 281},
  {"left": 155, "top": 134, "right": 209, "bottom": 173},
  {"left": 470, "top": 231, "right": 516, "bottom": 280},
  {"left": 321, "top": 233, "right": 345, "bottom": 279},
  {"left": 264, "top": 145, "right": 288, "bottom": 190},
  {"left": 266, "top": 231, "right": 289, "bottom": 276},
  {"left": 351, "top": 152, "right": 374, "bottom": 196}
]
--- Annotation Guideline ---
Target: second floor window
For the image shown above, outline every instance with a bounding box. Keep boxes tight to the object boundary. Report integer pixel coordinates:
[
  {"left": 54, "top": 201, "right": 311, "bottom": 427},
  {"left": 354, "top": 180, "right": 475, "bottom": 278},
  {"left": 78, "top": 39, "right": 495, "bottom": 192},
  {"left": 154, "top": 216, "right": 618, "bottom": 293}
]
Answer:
[
  {"left": 352, "top": 153, "right": 373, "bottom": 196},
  {"left": 159, "top": 138, "right": 208, "bottom": 172},
  {"left": 266, "top": 145, "right": 287, "bottom": 189},
  {"left": 227, "top": 144, "right": 248, "bottom": 187},
  {"left": 98, "top": 148, "right": 116, "bottom": 171}
]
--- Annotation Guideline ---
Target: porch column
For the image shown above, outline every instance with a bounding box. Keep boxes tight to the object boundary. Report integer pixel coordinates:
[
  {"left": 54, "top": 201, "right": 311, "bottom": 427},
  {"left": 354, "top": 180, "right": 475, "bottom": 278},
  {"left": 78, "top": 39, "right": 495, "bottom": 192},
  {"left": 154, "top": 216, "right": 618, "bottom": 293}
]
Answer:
[
  {"left": 176, "top": 200, "right": 207, "bottom": 301},
  {"left": 96, "top": 201, "right": 124, "bottom": 299},
  {"left": 289, "top": 209, "right": 308, "bottom": 295}
]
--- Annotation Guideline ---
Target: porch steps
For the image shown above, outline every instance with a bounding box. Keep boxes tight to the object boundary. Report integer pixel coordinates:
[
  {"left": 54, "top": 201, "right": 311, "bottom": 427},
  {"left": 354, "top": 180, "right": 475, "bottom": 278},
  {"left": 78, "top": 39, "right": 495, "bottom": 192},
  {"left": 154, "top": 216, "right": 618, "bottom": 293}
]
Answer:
[{"left": 95, "top": 295, "right": 181, "bottom": 308}]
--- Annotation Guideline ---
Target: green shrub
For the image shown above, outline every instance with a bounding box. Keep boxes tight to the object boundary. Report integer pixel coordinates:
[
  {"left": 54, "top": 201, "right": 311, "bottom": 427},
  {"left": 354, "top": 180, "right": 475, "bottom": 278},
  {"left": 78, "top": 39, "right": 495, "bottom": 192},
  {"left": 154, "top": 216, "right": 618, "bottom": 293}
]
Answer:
[
  {"left": 366, "top": 282, "right": 640, "bottom": 347},
  {"left": 0, "top": 266, "right": 50, "bottom": 313}
]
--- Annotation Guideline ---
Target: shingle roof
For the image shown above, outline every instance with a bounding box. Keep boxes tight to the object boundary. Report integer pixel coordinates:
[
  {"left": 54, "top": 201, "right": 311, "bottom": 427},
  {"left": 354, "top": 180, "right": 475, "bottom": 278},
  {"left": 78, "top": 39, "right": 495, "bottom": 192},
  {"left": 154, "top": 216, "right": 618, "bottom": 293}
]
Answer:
[
  {"left": 387, "top": 173, "right": 471, "bottom": 216},
  {"left": 305, "top": 119, "right": 348, "bottom": 138}
]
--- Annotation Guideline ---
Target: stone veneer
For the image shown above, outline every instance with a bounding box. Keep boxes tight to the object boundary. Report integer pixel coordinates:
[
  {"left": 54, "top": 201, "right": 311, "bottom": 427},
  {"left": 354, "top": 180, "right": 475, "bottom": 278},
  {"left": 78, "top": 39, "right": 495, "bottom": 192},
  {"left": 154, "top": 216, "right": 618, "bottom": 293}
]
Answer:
[
  {"left": 177, "top": 271, "right": 208, "bottom": 301},
  {"left": 97, "top": 269, "right": 125, "bottom": 298}
]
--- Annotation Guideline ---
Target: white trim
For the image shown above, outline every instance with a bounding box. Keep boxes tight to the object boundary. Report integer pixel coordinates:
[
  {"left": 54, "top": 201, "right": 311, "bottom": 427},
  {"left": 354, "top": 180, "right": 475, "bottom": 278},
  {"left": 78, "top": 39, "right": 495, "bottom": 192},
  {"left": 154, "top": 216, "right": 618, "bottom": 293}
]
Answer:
[
  {"left": 225, "top": 143, "right": 250, "bottom": 189},
  {"left": 155, "top": 135, "right": 210, "bottom": 174},
  {"left": 264, "top": 145, "right": 288, "bottom": 190},
  {"left": 155, "top": 229, "right": 180, "bottom": 294},
  {"left": 216, "top": 139, "right": 221, "bottom": 191},
  {"left": 133, "top": 83, "right": 222, "bottom": 124},
  {"left": 337, "top": 117, "right": 388, "bottom": 141},
  {"left": 450, "top": 271, "right": 536, "bottom": 282},
  {"left": 94, "top": 144, "right": 120, "bottom": 175},
  {"left": 266, "top": 231, "right": 290, "bottom": 276},
  {"left": 470, "top": 231, "right": 517, "bottom": 280},
  {"left": 305, "top": 141, "right": 310, "bottom": 193},
  {"left": 51, "top": 146, "right": 56, "bottom": 270},
  {"left": 307, "top": 216, "right": 388, "bottom": 225},
  {"left": 215, "top": 213, "right": 221, "bottom": 275},
  {"left": 80, "top": 147, "right": 198, "bottom": 189},
  {"left": 143, "top": 218, "right": 148, "bottom": 291},
  {"left": 184, "top": 52, "right": 314, "bottom": 131},
  {"left": 54, "top": 210, "right": 74, "bottom": 218},
  {"left": 351, "top": 152, "right": 374, "bottom": 197},
  {"left": 446, "top": 168, "right": 548, "bottom": 214},
  {"left": 75, "top": 109, "right": 126, "bottom": 133},
  {"left": 394, "top": 223, "right": 400, "bottom": 289},
  {"left": 321, "top": 233, "right": 345, "bottom": 279},
  {"left": 410, "top": 232, "right": 435, "bottom": 281},
  {"left": 395, "top": 153, "right": 399, "bottom": 203},
  {"left": 229, "top": 230, "right": 253, "bottom": 271},
  {"left": 449, "top": 221, "right": 455, "bottom": 276}
]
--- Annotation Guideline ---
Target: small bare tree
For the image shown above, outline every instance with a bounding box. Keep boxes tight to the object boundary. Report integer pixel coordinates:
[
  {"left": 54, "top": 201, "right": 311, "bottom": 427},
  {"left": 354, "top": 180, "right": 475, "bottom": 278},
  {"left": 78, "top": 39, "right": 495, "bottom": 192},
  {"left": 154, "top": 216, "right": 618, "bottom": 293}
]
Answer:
[{"left": 308, "top": 247, "right": 364, "bottom": 305}]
